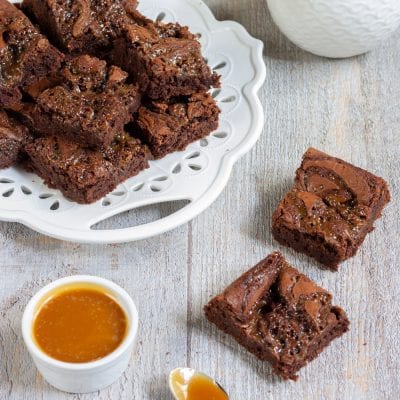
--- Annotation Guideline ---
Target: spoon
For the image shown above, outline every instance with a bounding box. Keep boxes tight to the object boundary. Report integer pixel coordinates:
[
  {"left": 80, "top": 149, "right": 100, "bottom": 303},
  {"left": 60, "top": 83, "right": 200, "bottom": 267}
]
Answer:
[{"left": 169, "top": 367, "right": 229, "bottom": 400}]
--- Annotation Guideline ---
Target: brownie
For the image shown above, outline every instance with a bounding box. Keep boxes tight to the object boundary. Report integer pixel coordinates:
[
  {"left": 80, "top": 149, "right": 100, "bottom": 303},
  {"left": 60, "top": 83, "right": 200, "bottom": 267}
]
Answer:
[
  {"left": 110, "top": 9, "right": 220, "bottom": 99},
  {"left": 25, "top": 134, "right": 150, "bottom": 204},
  {"left": 204, "top": 252, "right": 349, "bottom": 381},
  {"left": 136, "top": 93, "right": 220, "bottom": 159},
  {"left": 0, "top": 110, "right": 30, "bottom": 169},
  {"left": 0, "top": 0, "right": 63, "bottom": 108},
  {"left": 24, "top": 55, "right": 141, "bottom": 149},
  {"left": 272, "top": 148, "right": 391, "bottom": 270},
  {"left": 22, "top": 0, "right": 128, "bottom": 56}
]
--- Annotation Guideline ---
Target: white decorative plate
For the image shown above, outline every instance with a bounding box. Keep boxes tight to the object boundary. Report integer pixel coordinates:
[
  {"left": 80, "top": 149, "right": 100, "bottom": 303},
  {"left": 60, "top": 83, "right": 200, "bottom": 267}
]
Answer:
[{"left": 1, "top": 0, "right": 266, "bottom": 243}]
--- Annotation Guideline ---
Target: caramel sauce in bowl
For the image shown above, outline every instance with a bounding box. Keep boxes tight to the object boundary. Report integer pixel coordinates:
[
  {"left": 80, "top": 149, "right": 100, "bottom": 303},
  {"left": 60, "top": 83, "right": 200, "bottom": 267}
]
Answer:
[
  {"left": 32, "top": 284, "right": 128, "bottom": 363},
  {"left": 22, "top": 276, "right": 138, "bottom": 394}
]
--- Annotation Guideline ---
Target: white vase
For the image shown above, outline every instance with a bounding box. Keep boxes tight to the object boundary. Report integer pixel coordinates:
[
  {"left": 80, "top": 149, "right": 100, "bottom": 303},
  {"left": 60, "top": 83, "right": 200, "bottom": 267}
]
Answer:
[{"left": 266, "top": 0, "right": 400, "bottom": 58}]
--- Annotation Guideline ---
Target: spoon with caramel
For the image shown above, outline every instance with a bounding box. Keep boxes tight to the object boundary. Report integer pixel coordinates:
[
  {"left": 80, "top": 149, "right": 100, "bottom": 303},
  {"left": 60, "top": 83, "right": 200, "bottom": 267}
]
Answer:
[{"left": 169, "top": 368, "right": 229, "bottom": 400}]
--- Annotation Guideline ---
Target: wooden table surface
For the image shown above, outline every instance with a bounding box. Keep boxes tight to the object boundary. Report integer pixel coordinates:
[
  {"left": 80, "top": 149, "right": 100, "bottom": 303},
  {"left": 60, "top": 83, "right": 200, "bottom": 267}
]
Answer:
[{"left": 1, "top": 0, "right": 399, "bottom": 399}]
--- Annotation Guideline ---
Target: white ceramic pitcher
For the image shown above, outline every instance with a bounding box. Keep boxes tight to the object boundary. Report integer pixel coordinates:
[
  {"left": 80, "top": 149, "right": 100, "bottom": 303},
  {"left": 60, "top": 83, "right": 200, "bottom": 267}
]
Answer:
[{"left": 267, "top": 0, "right": 400, "bottom": 58}]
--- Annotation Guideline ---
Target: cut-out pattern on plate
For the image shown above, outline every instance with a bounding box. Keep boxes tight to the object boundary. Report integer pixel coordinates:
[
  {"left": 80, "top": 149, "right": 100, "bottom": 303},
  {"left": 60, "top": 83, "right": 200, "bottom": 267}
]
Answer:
[
  {"left": 141, "top": 7, "right": 176, "bottom": 24},
  {"left": 211, "top": 85, "right": 240, "bottom": 114},
  {"left": 100, "top": 186, "right": 129, "bottom": 208},
  {"left": 1, "top": 0, "right": 266, "bottom": 243},
  {"left": 197, "top": 119, "right": 232, "bottom": 149},
  {"left": 191, "top": 26, "right": 209, "bottom": 50},
  {"left": 130, "top": 174, "right": 173, "bottom": 194},
  {"left": 170, "top": 151, "right": 209, "bottom": 176},
  {"left": 206, "top": 54, "right": 232, "bottom": 80}
]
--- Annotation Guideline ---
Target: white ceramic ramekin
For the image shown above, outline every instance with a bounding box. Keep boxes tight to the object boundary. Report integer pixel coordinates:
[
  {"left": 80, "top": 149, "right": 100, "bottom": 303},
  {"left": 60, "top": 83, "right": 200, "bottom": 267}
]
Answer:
[{"left": 22, "top": 275, "right": 138, "bottom": 394}]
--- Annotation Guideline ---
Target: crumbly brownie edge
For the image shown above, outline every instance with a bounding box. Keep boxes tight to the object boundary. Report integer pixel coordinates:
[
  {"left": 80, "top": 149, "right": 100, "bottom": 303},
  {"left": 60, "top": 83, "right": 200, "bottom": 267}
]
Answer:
[
  {"left": 274, "top": 306, "right": 349, "bottom": 380},
  {"left": 204, "top": 296, "right": 279, "bottom": 363},
  {"left": 271, "top": 223, "right": 344, "bottom": 270},
  {"left": 24, "top": 152, "right": 115, "bottom": 204},
  {"left": 146, "top": 72, "right": 220, "bottom": 101},
  {"left": 27, "top": 155, "right": 149, "bottom": 204},
  {"left": 0, "top": 111, "right": 30, "bottom": 169},
  {"left": 0, "top": 85, "right": 22, "bottom": 109},
  {"left": 0, "top": 138, "right": 24, "bottom": 169},
  {"left": 138, "top": 114, "right": 219, "bottom": 159}
]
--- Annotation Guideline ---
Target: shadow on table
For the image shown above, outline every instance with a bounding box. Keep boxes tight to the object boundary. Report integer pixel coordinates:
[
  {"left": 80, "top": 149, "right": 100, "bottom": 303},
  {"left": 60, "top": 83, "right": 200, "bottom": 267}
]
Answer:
[{"left": 241, "top": 176, "right": 292, "bottom": 247}]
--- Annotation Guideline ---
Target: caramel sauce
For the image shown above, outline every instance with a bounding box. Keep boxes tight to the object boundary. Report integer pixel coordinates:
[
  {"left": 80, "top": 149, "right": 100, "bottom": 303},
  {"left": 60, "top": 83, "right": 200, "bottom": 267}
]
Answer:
[
  {"left": 33, "top": 284, "right": 128, "bottom": 363},
  {"left": 170, "top": 369, "right": 228, "bottom": 400}
]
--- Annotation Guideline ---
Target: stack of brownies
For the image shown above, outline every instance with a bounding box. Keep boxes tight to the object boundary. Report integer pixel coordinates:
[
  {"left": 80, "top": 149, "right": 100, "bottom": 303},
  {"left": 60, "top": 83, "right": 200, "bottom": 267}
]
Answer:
[{"left": 0, "top": 0, "right": 220, "bottom": 203}]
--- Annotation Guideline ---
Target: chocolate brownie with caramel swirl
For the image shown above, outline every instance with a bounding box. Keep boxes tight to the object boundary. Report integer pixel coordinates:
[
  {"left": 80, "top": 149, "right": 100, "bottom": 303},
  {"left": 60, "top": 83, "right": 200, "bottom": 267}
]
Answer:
[
  {"left": 272, "top": 148, "right": 390, "bottom": 270},
  {"left": 25, "top": 134, "right": 151, "bottom": 204},
  {"left": 204, "top": 252, "right": 349, "bottom": 380}
]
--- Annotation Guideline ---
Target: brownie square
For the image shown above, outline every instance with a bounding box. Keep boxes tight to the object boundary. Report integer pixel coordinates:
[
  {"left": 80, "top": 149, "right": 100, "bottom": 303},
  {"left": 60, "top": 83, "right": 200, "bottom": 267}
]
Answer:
[
  {"left": 136, "top": 93, "right": 220, "bottom": 159},
  {"left": 25, "top": 134, "right": 150, "bottom": 204},
  {"left": 110, "top": 10, "right": 220, "bottom": 99},
  {"left": 0, "top": 110, "right": 30, "bottom": 169},
  {"left": 22, "top": 0, "right": 128, "bottom": 55},
  {"left": 204, "top": 252, "right": 349, "bottom": 381},
  {"left": 24, "top": 55, "right": 141, "bottom": 149},
  {"left": 272, "top": 148, "right": 390, "bottom": 270},
  {"left": 0, "top": 0, "right": 63, "bottom": 108}
]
